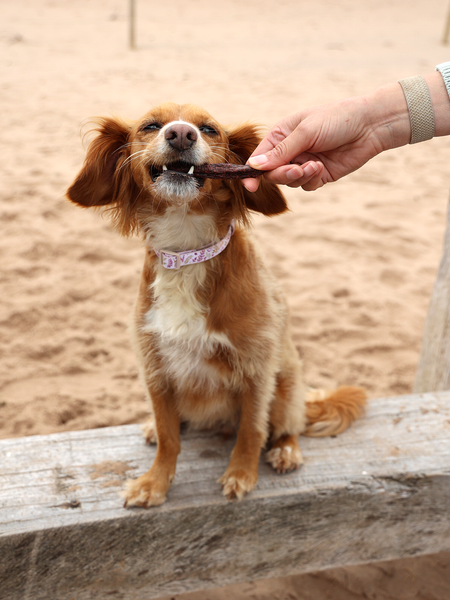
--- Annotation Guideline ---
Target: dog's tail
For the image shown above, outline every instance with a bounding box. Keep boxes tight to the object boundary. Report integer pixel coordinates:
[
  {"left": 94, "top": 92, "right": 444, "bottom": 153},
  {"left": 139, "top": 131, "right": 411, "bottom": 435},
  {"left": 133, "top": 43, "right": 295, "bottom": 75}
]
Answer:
[{"left": 303, "top": 386, "right": 367, "bottom": 437}]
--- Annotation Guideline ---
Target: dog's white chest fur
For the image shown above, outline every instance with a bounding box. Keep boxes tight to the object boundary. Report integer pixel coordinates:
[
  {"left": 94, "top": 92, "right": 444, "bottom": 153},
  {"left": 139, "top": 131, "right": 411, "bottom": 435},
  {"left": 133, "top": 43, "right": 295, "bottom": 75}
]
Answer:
[
  {"left": 142, "top": 211, "right": 234, "bottom": 389},
  {"left": 143, "top": 281, "right": 232, "bottom": 389}
]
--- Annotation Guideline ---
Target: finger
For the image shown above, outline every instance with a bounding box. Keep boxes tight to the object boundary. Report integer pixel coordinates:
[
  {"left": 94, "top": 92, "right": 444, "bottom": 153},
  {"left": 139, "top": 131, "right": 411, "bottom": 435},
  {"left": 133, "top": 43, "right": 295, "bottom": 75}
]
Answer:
[
  {"left": 247, "top": 137, "right": 279, "bottom": 164},
  {"left": 301, "top": 164, "right": 326, "bottom": 191},
  {"left": 262, "top": 164, "right": 304, "bottom": 186},
  {"left": 248, "top": 126, "right": 312, "bottom": 172},
  {"left": 241, "top": 176, "right": 261, "bottom": 192},
  {"left": 262, "top": 161, "right": 322, "bottom": 188},
  {"left": 247, "top": 118, "right": 300, "bottom": 163}
]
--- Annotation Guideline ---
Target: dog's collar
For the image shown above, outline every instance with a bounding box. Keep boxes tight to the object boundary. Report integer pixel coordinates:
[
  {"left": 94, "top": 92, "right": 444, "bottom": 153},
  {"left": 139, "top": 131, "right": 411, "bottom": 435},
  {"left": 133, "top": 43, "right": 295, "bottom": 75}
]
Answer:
[{"left": 154, "top": 220, "right": 235, "bottom": 270}]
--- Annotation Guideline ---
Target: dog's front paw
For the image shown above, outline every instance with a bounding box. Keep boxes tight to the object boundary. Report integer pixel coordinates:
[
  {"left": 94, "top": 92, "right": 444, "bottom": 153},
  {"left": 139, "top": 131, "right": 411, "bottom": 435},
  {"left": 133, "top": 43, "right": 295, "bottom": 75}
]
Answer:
[
  {"left": 121, "top": 470, "right": 171, "bottom": 508},
  {"left": 265, "top": 445, "right": 303, "bottom": 474},
  {"left": 218, "top": 468, "right": 258, "bottom": 501}
]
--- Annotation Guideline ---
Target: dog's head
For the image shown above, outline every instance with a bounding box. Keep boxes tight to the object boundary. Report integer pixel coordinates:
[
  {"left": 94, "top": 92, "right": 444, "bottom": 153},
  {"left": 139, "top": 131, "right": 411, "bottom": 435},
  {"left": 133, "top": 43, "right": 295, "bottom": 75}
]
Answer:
[{"left": 67, "top": 103, "right": 288, "bottom": 235}]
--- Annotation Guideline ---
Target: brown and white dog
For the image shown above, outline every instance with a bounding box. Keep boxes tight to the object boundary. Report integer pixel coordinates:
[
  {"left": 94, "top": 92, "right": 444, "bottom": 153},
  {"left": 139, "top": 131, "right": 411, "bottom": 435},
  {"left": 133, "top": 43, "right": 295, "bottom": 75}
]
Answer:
[{"left": 67, "top": 102, "right": 366, "bottom": 508}]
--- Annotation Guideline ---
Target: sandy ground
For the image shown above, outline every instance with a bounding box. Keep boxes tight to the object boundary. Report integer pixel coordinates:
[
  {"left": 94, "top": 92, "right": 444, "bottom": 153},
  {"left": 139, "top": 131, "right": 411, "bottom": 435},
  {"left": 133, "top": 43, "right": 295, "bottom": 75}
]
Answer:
[{"left": 1, "top": 0, "right": 450, "bottom": 597}]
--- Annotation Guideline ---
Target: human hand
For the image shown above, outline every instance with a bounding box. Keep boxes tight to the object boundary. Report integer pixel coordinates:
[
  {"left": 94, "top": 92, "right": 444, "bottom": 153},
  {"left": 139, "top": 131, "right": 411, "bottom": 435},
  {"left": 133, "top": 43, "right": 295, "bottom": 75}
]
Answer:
[{"left": 243, "top": 92, "right": 400, "bottom": 192}]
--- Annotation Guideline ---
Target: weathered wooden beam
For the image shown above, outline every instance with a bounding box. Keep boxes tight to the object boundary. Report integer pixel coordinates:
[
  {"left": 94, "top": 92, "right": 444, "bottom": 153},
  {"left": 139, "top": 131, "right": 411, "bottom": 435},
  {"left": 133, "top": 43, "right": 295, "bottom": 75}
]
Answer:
[
  {"left": 443, "top": 2, "right": 450, "bottom": 45},
  {"left": 129, "top": 0, "right": 136, "bottom": 50},
  {"left": 414, "top": 199, "right": 450, "bottom": 392},
  {"left": 1, "top": 391, "right": 450, "bottom": 600}
]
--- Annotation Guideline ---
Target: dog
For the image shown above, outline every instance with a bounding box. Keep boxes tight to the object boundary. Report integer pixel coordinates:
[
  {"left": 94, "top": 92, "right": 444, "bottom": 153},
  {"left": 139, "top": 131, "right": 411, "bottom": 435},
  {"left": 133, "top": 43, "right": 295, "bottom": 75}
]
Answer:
[{"left": 67, "top": 102, "right": 366, "bottom": 508}]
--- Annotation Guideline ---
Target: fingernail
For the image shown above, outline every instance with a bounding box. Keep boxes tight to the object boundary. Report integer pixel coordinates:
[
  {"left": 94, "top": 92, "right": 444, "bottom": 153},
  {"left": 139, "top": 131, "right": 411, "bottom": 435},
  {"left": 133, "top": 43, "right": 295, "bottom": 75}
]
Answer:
[
  {"left": 248, "top": 154, "right": 268, "bottom": 167},
  {"left": 286, "top": 166, "right": 303, "bottom": 181},
  {"left": 303, "top": 163, "right": 318, "bottom": 178}
]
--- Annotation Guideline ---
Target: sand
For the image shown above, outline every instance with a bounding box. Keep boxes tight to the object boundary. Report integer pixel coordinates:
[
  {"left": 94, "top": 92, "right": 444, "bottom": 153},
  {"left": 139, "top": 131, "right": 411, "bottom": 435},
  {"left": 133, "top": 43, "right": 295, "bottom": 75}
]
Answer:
[{"left": 1, "top": 0, "right": 450, "bottom": 597}]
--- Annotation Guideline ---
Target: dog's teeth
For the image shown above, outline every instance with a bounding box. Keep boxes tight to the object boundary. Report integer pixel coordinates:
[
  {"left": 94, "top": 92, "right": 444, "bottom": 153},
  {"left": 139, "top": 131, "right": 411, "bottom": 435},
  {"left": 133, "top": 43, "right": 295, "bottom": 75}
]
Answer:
[
  {"left": 188, "top": 166, "right": 195, "bottom": 175},
  {"left": 162, "top": 165, "right": 168, "bottom": 171}
]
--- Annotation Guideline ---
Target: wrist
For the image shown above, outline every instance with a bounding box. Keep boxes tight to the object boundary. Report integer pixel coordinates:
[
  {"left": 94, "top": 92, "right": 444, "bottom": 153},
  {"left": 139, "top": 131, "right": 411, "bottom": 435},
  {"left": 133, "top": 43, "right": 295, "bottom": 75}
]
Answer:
[
  {"left": 364, "top": 82, "right": 411, "bottom": 152},
  {"left": 366, "top": 71, "right": 450, "bottom": 151}
]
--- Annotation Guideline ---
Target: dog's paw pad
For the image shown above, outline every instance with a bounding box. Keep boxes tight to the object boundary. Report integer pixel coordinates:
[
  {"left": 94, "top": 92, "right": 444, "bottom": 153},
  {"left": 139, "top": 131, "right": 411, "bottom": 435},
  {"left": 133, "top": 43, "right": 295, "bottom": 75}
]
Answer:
[
  {"left": 140, "top": 419, "right": 158, "bottom": 445},
  {"left": 120, "top": 476, "right": 167, "bottom": 509},
  {"left": 266, "top": 446, "right": 303, "bottom": 474},
  {"left": 218, "top": 469, "right": 257, "bottom": 501}
]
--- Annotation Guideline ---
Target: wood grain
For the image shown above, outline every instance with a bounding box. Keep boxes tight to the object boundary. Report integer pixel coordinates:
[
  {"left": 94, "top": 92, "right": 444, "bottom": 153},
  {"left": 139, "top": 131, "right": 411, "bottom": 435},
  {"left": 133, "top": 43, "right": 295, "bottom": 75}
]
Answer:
[
  {"left": 414, "top": 199, "right": 450, "bottom": 392},
  {"left": 1, "top": 391, "right": 450, "bottom": 600}
]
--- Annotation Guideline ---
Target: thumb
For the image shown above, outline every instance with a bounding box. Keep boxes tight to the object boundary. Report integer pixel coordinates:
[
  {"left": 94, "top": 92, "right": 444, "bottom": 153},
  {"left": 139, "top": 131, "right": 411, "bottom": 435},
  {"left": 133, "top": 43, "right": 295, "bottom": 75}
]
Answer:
[{"left": 248, "top": 127, "right": 308, "bottom": 171}]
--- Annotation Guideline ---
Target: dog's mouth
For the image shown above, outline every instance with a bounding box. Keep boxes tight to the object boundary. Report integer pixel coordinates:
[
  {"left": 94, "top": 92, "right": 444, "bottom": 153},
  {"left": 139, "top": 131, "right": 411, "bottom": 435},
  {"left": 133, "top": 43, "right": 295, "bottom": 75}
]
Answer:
[{"left": 150, "top": 161, "right": 206, "bottom": 188}]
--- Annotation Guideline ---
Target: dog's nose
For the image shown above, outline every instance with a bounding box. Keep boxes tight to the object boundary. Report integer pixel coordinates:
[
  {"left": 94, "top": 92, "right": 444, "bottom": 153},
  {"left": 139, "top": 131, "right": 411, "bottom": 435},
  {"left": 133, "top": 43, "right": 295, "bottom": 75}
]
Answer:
[{"left": 164, "top": 124, "right": 198, "bottom": 151}]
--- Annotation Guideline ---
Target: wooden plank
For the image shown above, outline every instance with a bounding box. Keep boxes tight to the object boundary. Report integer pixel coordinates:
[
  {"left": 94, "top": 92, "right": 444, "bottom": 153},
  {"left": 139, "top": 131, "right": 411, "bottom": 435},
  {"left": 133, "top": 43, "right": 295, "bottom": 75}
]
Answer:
[
  {"left": 414, "top": 199, "right": 450, "bottom": 392},
  {"left": 1, "top": 391, "right": 450, "bottom": 600}
]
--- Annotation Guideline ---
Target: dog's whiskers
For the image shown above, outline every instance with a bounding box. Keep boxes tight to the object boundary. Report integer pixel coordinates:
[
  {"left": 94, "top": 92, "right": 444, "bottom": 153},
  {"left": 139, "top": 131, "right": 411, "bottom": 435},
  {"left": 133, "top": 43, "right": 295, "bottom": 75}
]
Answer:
[{"left": 119, "top": 149, "right": 149, "bottom": 171}]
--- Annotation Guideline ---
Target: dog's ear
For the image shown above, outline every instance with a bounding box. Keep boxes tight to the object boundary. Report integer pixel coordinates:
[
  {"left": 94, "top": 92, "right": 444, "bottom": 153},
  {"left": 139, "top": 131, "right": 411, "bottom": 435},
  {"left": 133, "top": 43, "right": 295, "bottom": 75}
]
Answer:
[
  {"left": 67, "top": 117, "right": 142, "bottom": 235},
  {"left": 227, "top": 123, "right": 288, "bottom": 218},
  {"left": 67, "top": 117, "right": 134, "bottom": 208}
]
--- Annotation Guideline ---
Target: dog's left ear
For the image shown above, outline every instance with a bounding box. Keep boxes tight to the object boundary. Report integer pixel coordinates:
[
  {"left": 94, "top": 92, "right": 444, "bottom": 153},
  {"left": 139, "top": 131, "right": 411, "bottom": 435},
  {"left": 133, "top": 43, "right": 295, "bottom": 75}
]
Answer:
[
  {"left": 227, "top": 123, "right": 288, "bottom": 217},
  {"left": 67, "top": 117, "right": 142, "bottom": 236},
  {"left": 67, "top": 117, "right": 135, "bottom": 208}
]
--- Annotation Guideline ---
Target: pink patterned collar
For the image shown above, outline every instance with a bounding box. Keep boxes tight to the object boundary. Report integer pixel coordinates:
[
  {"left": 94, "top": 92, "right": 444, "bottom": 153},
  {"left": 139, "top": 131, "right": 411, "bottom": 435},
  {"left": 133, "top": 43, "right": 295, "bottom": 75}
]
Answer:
[{"left": 154, "top": 220, "right": 235, "bottom": 270}]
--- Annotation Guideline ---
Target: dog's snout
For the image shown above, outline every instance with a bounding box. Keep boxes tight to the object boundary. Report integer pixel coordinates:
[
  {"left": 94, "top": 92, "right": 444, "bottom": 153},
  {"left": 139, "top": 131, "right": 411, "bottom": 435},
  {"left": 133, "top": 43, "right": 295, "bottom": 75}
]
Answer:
[{"left": 164, "top": 124, "right": 198, "bottom": 151}]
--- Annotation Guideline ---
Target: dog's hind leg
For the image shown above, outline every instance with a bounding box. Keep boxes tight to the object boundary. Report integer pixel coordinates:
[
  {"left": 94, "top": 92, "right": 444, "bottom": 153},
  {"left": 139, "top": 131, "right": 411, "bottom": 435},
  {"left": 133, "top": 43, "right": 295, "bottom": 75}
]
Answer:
[
  {"left": 218, "top": 381, "right": 268, "bottom": 501},
  {"left": 266, "top": 348, "right": 307, "bottom": 474},
  {"left": 141, "top": 418, "right": 157, "bottom": 445},
  {"left": 265, "top": 433, "right": 304, "bottom": 473}
]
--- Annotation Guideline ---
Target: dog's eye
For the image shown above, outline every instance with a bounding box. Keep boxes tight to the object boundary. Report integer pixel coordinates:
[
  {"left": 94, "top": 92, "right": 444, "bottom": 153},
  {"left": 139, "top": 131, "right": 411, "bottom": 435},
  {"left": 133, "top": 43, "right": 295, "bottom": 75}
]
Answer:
[
  {"left": 141, "top": 122, "right": 162, "bottom": 132},
  {"left": 199, "top": 125, "right": 218, "bottom": 135}
]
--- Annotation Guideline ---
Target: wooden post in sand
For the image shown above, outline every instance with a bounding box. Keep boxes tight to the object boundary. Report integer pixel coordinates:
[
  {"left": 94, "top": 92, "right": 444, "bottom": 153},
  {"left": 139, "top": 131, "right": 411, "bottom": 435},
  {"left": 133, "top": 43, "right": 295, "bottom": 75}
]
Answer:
[
  {"left": 442, "top": 3, "right": 450, "bottom": 45},
  {"left": 414, "top": 198, "right": 450, "bottom": 393},
  {"left": 129, "top": 0, "right": 136, "bottom": 49}
]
